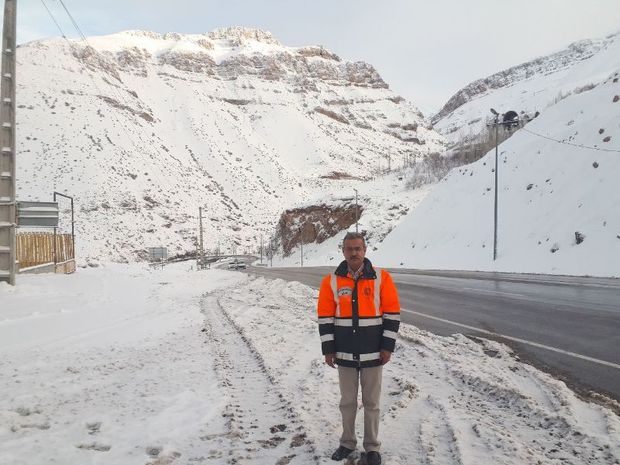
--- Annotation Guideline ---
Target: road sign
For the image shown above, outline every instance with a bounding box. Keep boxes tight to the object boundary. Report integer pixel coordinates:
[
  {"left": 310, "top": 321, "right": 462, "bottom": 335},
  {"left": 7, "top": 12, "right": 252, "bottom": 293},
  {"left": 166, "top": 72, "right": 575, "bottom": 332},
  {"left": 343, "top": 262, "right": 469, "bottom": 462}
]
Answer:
[
  {"left": 17, "top": 201, "right": 59, "bottom": 228},
  {"left": 148, "top": 247, "right": 167, "bottom": 261}
]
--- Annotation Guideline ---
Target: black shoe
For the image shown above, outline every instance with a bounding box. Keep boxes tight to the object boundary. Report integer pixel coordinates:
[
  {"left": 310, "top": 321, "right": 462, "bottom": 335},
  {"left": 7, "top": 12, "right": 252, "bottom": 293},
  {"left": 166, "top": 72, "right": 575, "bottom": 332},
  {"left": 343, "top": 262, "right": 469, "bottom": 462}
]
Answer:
[
  {"left": 366, "top": 451, "right": 382, "bottom": 465},
  {"left": 331, "top": 446, "right": 354, "bottom": 461}
]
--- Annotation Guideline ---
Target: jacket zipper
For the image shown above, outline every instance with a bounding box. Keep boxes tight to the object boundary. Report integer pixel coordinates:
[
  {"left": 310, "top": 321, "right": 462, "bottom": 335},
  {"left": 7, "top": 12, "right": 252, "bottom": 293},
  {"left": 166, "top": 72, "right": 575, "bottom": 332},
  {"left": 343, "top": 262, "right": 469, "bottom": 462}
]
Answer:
[{"left": 352, "top": 277, "right": 360, "bottom": 366}]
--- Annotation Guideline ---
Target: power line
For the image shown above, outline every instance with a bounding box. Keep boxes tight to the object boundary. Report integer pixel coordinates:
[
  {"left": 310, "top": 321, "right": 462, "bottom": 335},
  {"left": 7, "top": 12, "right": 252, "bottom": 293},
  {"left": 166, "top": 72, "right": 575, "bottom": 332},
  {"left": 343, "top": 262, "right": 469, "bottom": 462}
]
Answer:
[
  {"left": 521, "top": 127, "right": 620, "bottom": 153},
  {"left": 57, "top": 0, "right": 87, "bottom": 40},
  {"left": 40, "top": 1, "right": 214, "bottom": 258},
  {"left": 39, "top": 0, "right": 174, "bottom": 195},
  {"left": 39, "top": 0, "right": 66, "bottom": 38}
]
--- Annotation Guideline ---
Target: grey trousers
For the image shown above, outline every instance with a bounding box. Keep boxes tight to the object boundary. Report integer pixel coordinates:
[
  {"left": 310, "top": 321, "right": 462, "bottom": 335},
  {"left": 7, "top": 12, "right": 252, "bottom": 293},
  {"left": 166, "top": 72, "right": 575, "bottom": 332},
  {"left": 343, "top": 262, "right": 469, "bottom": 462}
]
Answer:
[{"left": 338, "top": 365, "right": 383, "bottom": 452}]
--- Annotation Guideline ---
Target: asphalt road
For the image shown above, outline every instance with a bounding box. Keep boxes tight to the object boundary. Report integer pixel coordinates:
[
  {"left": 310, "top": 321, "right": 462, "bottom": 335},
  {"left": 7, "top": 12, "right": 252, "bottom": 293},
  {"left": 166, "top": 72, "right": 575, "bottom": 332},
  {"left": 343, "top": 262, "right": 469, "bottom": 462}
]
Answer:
[{"left": 247, "top": 265, "right": 620, "bottom": 401}]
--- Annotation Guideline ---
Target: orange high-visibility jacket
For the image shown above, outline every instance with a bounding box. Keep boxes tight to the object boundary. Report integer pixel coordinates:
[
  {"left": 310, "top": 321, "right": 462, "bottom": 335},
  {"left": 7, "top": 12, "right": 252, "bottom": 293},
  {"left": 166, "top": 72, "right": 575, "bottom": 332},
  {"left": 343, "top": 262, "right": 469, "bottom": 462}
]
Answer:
[{"left": 317, "top": 258, "right": 400, "bottom": 368}]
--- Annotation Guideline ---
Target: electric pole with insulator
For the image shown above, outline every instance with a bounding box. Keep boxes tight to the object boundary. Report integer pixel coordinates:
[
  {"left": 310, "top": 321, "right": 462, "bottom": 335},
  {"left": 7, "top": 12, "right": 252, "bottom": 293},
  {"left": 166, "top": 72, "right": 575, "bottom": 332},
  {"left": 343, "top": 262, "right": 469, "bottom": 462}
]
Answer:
[
  {"left": 488, "top": 108, "right": 518, "bottom": 261},
  {"left": 490, "top": 108, "right": 499, "bottom": 261}
]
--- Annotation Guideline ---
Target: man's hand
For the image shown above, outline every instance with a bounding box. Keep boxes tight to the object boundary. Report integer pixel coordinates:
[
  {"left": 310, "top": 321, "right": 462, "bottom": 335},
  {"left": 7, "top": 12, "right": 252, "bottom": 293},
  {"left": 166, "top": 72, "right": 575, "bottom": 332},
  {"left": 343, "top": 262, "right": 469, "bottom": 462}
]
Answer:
[
  {"left": 380, "top": 350, "right": 392, "bottom": 365},
  {"left": 324, "top": 354, "right": 336, "bottom": 368}
]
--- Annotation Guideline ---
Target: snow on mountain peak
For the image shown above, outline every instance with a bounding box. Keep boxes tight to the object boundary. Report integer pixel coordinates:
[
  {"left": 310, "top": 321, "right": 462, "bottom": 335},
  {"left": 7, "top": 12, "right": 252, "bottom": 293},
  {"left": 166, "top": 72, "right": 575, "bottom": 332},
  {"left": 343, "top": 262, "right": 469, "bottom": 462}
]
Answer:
[{"left": 207, "top": 26, "right": 281, "bottom": 45}]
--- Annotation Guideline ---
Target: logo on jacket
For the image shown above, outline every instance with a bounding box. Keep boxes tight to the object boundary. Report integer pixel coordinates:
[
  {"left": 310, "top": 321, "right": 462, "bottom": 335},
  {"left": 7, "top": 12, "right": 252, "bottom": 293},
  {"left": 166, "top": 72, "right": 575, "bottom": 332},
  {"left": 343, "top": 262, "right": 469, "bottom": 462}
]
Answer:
[
  {"left": 364, "top": 287, "right": 371, "bottom": 297},
  {"left": 337, "top": 287, "right": 353, "bottom": 297}
]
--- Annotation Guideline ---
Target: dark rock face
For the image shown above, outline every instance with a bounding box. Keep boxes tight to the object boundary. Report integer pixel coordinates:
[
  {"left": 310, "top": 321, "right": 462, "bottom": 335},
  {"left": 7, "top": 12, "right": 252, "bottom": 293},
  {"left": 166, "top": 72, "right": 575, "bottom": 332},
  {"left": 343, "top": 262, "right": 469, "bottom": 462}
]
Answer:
[
  {"left": 278, "top": 204, "right": 362, "bottom": 256},
  {"left": 73, "top": 45, "right": 122, "bottom": 82},
  {"left": 158, "top": 51, "right": 216, "bottom": 74},
  {"left": 297, "top": 46, "right": 340, "bottom": 61},
  {"left": 314, "top": 107, "right": 350, "bottom": 124}
]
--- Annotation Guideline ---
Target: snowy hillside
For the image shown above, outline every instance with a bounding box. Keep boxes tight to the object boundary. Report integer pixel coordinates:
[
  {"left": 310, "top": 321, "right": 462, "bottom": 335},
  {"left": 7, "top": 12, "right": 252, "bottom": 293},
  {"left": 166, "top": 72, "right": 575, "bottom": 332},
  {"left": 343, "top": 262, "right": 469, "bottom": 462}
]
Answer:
[
  {"left": 376, "top": 68, "right": 620, "bottom": 277},
  {"left": 16, "top": 27, "right": 445, "bottom": 262},
  {"left": 274, "top": 31, "right": 620, "bottom": 277},
  {"left": 433, "top": 30, "right": 620, "bottom": 147}
]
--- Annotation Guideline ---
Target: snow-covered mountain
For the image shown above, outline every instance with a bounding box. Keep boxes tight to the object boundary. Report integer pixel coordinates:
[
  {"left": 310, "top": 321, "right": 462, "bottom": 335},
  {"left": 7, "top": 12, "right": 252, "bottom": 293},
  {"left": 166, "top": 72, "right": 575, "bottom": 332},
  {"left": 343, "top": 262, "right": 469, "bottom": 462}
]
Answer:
[
  {"left": 433, "top": 30, "right": 620, "bottom": 147},
  {"left": 16, "top": 27, "right": 445, "bottom": 262},
  {"left": 374, "top": 47, "right": 620, "bottom": 277},
  {"left": 278, "top": 32, "right": 620, "bottom": 277}
]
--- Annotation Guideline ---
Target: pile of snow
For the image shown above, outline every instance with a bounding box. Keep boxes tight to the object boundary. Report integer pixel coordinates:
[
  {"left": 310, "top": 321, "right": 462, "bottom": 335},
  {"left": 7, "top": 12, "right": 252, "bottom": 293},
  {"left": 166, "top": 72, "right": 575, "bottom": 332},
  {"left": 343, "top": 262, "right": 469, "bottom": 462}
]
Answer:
[{"left": 1, "top": 265, "right": 619, "bottom": 464}]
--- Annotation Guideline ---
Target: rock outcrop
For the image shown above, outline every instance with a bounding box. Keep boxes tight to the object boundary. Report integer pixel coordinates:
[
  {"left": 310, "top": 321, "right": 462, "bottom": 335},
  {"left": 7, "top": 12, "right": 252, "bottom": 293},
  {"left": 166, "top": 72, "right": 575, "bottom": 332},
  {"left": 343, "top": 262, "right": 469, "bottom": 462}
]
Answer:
[{"left": 278, "top": 204, "right": 362, "bottom": 256}]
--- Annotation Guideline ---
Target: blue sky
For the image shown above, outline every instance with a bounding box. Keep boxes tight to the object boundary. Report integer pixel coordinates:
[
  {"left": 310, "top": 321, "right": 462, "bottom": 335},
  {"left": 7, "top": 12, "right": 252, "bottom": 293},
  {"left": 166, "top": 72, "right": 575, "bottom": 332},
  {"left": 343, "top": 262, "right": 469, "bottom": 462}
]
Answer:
[{"left": 17, "top": 0, "right": 620, "bottom": 115}]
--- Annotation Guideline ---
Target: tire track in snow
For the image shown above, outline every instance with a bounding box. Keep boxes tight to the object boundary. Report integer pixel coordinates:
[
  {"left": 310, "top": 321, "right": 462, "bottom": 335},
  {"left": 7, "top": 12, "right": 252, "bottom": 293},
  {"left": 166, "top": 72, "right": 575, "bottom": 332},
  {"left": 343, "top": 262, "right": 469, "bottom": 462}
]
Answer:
[
  {"left": 390, "top": 328, "right": 620, "bottom": 465},
  {"left": 379, "top": 342, "right": 467, "bottom": 465},
  {"left": 200, "top": 294, "right": 317, "bottom": 465},
  {"left": 417, "top": 396, "right": 464, "bottom": 465}
]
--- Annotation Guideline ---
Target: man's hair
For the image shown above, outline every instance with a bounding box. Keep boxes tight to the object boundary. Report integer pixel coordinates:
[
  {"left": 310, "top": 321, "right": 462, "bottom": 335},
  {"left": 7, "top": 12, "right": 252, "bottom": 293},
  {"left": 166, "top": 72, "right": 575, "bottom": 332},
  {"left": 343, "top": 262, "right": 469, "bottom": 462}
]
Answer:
[{"left": 342, "top": 231, "right": 366, "bottom": 249}]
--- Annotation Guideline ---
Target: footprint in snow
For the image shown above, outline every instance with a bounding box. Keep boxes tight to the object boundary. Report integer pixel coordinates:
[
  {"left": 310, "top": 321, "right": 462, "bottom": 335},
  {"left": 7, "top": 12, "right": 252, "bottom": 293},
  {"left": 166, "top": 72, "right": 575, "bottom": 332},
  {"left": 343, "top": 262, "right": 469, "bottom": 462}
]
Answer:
[
  {"left": 86, "top": 421, "right": 102, "bottom": 435},
  {"left": 75, "top": 442, "right": 111, "bottom": 452}
]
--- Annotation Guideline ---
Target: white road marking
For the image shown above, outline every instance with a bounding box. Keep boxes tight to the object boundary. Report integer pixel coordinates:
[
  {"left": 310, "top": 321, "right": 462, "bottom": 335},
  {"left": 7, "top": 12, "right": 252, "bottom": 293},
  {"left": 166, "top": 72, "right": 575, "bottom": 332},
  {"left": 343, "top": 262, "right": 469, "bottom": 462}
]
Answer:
[
  {"left": 401, "top": 308, "right": 620, "bottom": 370},
  {"left": 393, "top": 279, "right": 526, "bottom": 298},
  {"left": 391, "top": 272, "right": 620, "bottom": 289}
]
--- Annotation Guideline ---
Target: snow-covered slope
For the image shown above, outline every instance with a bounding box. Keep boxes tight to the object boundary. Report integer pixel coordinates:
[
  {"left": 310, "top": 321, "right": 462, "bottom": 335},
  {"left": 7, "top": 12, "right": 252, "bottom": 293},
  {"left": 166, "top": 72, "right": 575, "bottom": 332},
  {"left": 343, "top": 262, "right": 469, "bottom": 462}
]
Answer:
[
  {"left": 16, "top": 27, "right": 445, "bottom": 262},
  {"left": 377, "top": 68, "right": 620, "bottom": 276},
  {"left": 433, "top": 31, "right": 620, "bottom": 147}
]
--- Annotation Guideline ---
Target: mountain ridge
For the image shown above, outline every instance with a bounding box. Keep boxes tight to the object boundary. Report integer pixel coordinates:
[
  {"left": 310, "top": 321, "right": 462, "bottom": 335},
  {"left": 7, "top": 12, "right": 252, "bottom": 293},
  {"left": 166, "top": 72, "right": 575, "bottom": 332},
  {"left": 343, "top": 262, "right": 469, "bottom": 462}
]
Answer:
[{"left": 16, "top": 27, "right": 445, "bottom": 262}]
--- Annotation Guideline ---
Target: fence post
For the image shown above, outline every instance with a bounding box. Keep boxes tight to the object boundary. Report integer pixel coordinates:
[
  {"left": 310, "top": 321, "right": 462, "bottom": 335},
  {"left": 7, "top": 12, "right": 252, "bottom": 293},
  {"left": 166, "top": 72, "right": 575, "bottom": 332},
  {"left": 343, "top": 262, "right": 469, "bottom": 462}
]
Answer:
[{"left": 53, "top": 227, "right": 57, "bottom": 269}]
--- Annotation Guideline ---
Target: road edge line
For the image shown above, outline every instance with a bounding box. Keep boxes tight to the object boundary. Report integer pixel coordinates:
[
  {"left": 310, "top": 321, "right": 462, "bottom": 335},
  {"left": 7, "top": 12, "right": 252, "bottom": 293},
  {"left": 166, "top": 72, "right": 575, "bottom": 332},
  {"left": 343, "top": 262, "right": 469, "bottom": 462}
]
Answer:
[{"left": 401, "top": 308, "right": 620, "bottom": 370}]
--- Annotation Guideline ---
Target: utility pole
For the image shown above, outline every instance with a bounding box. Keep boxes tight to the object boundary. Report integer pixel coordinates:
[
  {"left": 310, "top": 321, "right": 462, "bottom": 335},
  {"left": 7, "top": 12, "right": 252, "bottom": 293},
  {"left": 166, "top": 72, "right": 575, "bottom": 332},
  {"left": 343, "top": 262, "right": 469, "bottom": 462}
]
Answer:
[
  {"left": 269, "top": 236, "right": 273, "bottom": 267},
  {"left": 353, "top": 188, "right": 359, "bottom": 233},
  {"left": 198, "top": 207, "right": 204, "bottom": 269},
  {"left": 490, "top": 109, "right": 499, "bottom": 261},
  {"left": 0, "top": 0, "right": 16, "bottom": 285},
  {"left": 299, "top": 227, "right": 303, "bottom": 267}
]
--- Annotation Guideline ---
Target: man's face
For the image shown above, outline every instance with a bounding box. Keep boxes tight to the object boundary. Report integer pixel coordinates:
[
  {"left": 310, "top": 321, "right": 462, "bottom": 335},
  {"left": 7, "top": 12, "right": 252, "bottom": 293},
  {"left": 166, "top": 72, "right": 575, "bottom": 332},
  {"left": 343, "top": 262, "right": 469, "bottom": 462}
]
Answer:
[{"left": 343, "top": 238, "right": 366, "bottom": 271}]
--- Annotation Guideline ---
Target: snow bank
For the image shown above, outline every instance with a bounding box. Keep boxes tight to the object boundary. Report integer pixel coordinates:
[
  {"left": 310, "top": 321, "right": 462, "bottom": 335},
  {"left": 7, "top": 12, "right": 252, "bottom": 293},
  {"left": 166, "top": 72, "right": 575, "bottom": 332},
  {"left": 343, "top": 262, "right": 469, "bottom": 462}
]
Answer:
[{"left": 1, "top": 265, "right": 618, "bottom": 464}]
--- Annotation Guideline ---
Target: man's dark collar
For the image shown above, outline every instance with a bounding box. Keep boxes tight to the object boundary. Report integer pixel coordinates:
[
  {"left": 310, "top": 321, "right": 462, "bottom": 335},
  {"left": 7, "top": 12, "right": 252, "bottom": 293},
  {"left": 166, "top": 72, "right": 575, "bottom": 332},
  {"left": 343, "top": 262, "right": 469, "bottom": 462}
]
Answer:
[{"left": 335, "top": 258, "right": 377, "bottom": 279}]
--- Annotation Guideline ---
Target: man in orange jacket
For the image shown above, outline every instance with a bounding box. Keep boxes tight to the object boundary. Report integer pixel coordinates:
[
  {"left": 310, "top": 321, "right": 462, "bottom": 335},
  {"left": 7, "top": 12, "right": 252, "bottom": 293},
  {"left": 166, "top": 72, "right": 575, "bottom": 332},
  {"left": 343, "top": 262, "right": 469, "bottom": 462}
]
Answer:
[{"left": 317, "top": 232, "right": 400, "bottom": 465}]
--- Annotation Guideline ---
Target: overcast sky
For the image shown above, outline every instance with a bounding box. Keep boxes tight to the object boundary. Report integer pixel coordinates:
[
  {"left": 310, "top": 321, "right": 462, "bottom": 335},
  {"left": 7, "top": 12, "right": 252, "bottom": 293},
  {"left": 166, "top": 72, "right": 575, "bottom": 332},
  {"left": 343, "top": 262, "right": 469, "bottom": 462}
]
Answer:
[{"left": 17, "top": 0, "right": 620, "bottom": 116}]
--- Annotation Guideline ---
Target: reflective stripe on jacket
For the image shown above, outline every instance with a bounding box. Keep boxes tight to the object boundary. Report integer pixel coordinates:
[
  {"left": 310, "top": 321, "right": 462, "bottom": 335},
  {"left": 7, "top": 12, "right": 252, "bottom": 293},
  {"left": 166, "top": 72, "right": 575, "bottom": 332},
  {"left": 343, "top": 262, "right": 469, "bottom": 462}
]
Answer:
[{"left": 317, "top": 258, "right": 400, "bottom": 368}]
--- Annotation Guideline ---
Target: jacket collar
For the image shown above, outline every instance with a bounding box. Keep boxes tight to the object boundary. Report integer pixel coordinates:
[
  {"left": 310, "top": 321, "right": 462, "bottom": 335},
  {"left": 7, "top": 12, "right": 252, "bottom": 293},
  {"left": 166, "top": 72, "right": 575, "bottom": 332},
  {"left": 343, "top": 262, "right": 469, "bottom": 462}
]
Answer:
[{"left": 335, "top": 257, "right": 377, "bottom": 279}]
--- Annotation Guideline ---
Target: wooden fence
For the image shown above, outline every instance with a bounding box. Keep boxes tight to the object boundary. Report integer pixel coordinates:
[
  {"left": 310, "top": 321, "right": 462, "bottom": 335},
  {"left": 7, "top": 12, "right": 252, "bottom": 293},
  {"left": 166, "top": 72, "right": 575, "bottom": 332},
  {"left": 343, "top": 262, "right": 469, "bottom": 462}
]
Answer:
[{"left": 16, "top": 232, "right": 74, "bottom": 270}]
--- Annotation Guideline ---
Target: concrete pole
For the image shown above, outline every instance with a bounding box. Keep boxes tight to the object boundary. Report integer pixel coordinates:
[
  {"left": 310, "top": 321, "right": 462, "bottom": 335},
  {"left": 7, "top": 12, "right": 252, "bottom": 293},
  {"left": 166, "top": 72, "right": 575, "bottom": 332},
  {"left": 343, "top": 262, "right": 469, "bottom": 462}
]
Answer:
[
  {"left": 493, "top": 115, "right": 499, "bottom": 261},
  {"left": 0, "top": 0, "right": 17, "bottom": 285},
  {"left": 70, "top": 196, "right": 75, "bottom": 260},
  {"left": 199, "top": 207, "right": 204, "bottom": 269},
  {"left": 270, "top": 236, "right": 273, "bottom": 267},
  {"left": 300, "top": 227, "right": 303, "bottom": 267}
]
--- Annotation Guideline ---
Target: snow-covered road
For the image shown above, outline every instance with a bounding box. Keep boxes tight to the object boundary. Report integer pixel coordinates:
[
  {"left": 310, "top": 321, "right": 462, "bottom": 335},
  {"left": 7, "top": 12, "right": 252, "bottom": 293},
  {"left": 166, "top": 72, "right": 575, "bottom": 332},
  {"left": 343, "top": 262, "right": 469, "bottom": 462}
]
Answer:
[{"left": 1, "top": 263, "right": 619, "bottom": 465}]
